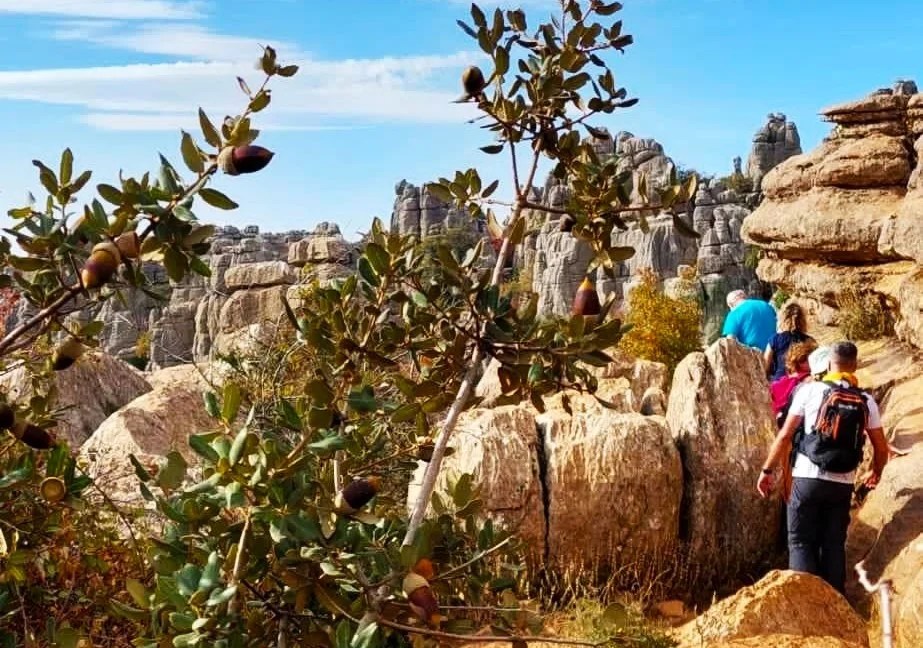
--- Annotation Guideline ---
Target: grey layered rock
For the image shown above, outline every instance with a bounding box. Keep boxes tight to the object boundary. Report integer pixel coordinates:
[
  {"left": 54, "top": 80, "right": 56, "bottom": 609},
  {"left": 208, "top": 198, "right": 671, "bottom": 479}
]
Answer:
[
  {"left": 745, "top": 112, "right": 802, "bottom": 189},
  {"left": 390, "top": 180, "right": 486, "bottom": 242}
]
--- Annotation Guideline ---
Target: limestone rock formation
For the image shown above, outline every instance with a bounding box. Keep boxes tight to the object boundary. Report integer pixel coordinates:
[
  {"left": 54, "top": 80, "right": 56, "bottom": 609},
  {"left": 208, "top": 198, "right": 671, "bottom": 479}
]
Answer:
[
  {"left": 390, "top": 180, "right": 486, "bottom": 241},
  {"left": 745, "top": 113, "right": 802, "bottom": 190},
  {"left": 692, "top": 638, "right": 864, "bottom": 648},
  {"left": 0, "top": 352, "right": 151, "bottom": 446},
  {"left": 407, "top": 397, "right": 683, "bottom": 574},
  {"left": 742, "top": 80, "right": 923, "bottom": 351},
  {"left": 665, "top": 338, "right": 780, "bottom": 589},
  {"left": 79, "top": 364, "right": 221, "bottom": 501},
  {"left": 674, "top": 570, "right": 869, "bottom": 648}
]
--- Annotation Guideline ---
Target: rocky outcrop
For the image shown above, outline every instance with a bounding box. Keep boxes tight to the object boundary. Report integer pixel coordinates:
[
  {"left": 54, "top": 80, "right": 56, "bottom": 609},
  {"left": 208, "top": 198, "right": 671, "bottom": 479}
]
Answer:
[
  {"left": 675, "top": 570, "right": 869, "bottom": 648},
  {"left": 390, "top": 180, "right": 486, "bottom": 241},
  {"left": 79, "top": 364, "right": 221, "bottom": 500},
  {"left": 0, "top": 352, "right": 151, "bottom": 446},
  {"left": 745, "top": 113, "right": 802, "bottom": 190},
  {"left": 742, "top": 80, "right": 923, "bottom": 351},
  {"left": 665, "top": 338, "right": 780, "bottom": 589},
  {"left": 408, "top": 372, "right": 683, "bottom": 575}
]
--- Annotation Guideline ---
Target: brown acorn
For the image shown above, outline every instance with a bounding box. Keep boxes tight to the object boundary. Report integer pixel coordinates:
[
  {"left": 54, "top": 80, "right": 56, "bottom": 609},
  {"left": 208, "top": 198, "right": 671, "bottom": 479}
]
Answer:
[
  {"left": 402, "top": 572, "right": 442, "bottom": 627},
  {"left": 572, "top": 276, "right": 601, "bottom": 317},
  {"left": 115, "top": 231, "right": 140, "bottom": 260},
  {"left": 40, "top": 477, "right": 67, "bottom": 503},
  {"left": 559, "top": 215, "right": 575, "bottom": 233},
  {"left": 12, "top": 421, "right": 57, "bottom": 450},
  {"left": 81, "top": 241, "right": 121, "bottom": 289},
  {"left": 52, "top": 337, "right": 85, "bottom": 371},
  {"left": 0, "top": 403, "right": 14, "bottom": 430},
  {"left": 334, "top": 476, "right": 381, "bottom": 513},
  {"left": 456, "top": 65, "right": 486, "bottom": 102},
  {"left": 217, "top": 145, "right": 275, "bottom": 176}
]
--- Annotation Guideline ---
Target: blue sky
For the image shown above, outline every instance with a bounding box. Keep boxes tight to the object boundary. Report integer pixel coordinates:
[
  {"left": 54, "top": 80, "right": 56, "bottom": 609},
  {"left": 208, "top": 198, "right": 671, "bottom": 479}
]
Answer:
[{"left": 0, "top": 0, "right": 921, "bottom": 240}]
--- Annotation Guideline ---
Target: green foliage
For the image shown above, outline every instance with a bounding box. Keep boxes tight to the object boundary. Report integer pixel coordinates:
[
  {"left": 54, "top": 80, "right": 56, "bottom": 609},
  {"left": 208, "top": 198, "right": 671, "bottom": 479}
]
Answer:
[
  {"left": 771, "top": 288, "right": 791, "bottom": 310},
  {"left": 713, "top": 172, "right": 754, "bottom": 194},
  {"left": 556, "top": 599, "right": 676, "bottom": 648},
  {"left": 836, "top": 282, "right": 894, "bottom": 341},
  {"left": 618, "top": 268, "right": 703, "bottom": 375},
  {"left": 742, "top": 245, "right": 762, "bottom": 271}
]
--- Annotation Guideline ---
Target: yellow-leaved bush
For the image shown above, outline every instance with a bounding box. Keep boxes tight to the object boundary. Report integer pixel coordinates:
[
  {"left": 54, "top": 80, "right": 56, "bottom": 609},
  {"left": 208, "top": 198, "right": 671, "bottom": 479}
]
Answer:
[{"left": 618, "top": 267, "right": 703, "bottom": 375}]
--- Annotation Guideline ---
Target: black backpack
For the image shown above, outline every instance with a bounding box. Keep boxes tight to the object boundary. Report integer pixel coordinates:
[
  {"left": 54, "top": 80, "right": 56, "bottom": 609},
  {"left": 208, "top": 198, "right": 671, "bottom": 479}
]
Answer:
[{"left": 797, "top": 381, "right": 869, "bottom": 473}]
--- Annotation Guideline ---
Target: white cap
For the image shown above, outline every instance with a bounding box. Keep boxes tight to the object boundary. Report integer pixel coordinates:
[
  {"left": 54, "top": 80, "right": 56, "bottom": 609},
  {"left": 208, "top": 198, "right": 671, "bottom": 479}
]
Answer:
[
  {"left": 809, "top": 346, "right": 831, "bottom": 376},
  {"left": 726, "top": 289, "right": 747, "bottom": 309}
]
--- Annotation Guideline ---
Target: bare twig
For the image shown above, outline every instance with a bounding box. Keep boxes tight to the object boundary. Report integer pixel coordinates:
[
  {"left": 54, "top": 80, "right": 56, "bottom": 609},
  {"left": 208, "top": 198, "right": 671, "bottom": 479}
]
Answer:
[
  {"left": 433, "top": 537, "right": 513, "bottom": 582},
  {"left": 228, "top": 509, "right": 252, "bottom": 616}
]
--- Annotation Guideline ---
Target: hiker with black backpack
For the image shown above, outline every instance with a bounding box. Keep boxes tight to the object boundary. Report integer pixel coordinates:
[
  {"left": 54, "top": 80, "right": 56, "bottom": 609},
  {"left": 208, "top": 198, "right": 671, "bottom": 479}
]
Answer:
[{"left": 756, "top": 341, "right": 890, "bottom": 594}]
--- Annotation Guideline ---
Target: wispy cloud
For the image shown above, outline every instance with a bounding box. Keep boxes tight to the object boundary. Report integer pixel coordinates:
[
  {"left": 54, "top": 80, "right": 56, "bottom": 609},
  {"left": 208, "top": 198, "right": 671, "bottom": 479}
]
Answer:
[
  {"left": 0, "top": 53, "right": 482, "bottom": 131},
  {"left": 50, "top": 20, "right": 307, "bottom": 61},
  {"left": 0, "top": 0, "right": 202, "bottom": 19}
]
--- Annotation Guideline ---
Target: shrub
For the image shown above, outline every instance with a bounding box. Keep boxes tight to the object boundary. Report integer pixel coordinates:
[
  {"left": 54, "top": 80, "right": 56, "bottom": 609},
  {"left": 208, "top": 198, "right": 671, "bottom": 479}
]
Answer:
[
  {"left": 771, "top": 288, "right": 791, "bottom": 310},
  {"left": 555, "top": 598, "right": 676, "bottom": 648},
  {"left": 714, "top": 172, "right": 754, "bottom": 194},
  {"left": 619, "top": 268, "right": 703, "bottom": 375},
  {"left": 836, "top": 283, "right": 893, "bottom": 340}
]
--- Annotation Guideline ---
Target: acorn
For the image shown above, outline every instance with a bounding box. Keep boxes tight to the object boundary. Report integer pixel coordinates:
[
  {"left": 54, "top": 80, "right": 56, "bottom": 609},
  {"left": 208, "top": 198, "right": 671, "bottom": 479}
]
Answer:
[
  {"left": 81, "top": 241, "right": 121, "bottom": 289},
  {"left": 559, "top": 215, "right": 575, "bottom": 233},
  {"left": 52, "top": 337, "right": 85, "bottom": 371},
  {"left": 402, "top": 571, "right": 441, "bottom": 627},
  {"left": 0, "top": 403, "right": 14, "bottom": 430},
  {"left": 334, "top": 477, "right": 381, "bottom": 513},
  {"left": 456, "top": 65, "right": 486, "bottom": 102},
  {"left": 12, "top": 421, "right": 57, "bottom": 450},
  {"left": 40, "top": 477, "right": 67, "bottom": 503},
  {"left": 115, "top": 231, "right": 140, "bottom": 260},
  {"left": 572, "top": 276, "right": 601, "bottom": 317},
  {"left": 217, "top": 145, "right": 275, "bottom": 176}
]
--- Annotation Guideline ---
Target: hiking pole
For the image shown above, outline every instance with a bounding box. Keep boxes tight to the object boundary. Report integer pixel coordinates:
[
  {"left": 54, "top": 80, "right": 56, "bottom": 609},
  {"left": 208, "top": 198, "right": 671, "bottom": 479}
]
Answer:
[{"left": 855, "top": 560, "right": 894, "bottom": 648}]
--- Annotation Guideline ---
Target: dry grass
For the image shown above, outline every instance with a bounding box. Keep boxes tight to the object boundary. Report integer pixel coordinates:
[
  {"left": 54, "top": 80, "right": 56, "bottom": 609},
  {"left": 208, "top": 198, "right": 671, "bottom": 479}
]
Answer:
[{"left": 836, "top": 284, "right": 893, "bottom": 341}]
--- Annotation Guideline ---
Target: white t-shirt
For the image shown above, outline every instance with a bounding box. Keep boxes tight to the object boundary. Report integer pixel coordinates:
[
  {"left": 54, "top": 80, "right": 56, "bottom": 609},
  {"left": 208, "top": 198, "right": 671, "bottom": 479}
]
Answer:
[{"left": 788, "top": 380, "right": 882, "bottom": 484}]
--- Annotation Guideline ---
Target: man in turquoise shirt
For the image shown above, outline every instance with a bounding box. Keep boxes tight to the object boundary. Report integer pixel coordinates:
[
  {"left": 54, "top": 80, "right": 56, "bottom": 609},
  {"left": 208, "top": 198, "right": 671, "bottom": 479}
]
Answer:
[{"left": 722, "top": 289, "right": 777, "bottom": 351}]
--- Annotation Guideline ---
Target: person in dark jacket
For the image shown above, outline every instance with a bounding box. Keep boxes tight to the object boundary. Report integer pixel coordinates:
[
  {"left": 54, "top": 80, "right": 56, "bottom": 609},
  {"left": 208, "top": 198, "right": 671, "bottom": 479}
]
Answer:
[{"left": 764, "top": 302, "right": 814, "bottom": 382}]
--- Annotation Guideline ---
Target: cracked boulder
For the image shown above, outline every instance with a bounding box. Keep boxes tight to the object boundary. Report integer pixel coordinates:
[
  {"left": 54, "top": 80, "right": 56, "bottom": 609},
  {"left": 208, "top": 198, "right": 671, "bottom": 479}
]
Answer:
[
  {"left": 407, "top": 402, "right": 683, "bottom": 575},
  {"left": 665, "top": 338, "right": 780, "bottom": 590}
]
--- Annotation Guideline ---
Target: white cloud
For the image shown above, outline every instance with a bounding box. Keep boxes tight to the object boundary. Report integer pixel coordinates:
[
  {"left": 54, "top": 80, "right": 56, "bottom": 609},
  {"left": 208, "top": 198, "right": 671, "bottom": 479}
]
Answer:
[
  {"left": 0, "top": 53, "right": 483, "bottom": 131},
  {"left": 0, "top": 0, "right": 202, "bottom": 19},
  {"left": 50, "top": 20, "right": 307, "bottom": 61}
]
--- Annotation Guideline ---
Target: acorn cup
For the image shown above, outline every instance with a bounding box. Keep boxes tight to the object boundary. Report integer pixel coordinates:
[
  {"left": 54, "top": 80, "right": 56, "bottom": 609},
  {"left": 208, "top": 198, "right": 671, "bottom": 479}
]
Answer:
[
  {"left": 81, "top": 241, "right": 121, "bottom": 289},
  {"left": 0, "top": 403, "right": 14, "bottom": 430},
  {"left": 334, "top": 477, "right": 381, "bottom": 514},
  {"left": 572, "top": 276, "right": 601, "bottom": 317},
  {"left": 115, "top": 231, "right": 141, "bottom": 260},
  {"left": 12, "top": 421, "right": 57, "bottom": 450},
  {"left": 52, "top": 337, "right": 85, "bottom": 371},
  {"left": 40, "top": 477, "right": 67, "bottom": 503},
  {"left": 217, "top": 145, "right": 275, "bottom": 176}
]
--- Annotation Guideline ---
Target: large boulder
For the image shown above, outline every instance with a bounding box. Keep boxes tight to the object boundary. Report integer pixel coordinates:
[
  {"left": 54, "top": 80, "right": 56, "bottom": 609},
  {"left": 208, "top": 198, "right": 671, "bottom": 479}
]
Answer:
[
  {"left": 536, "top": 409, "right": 682, "bottom": 573},
  {"left": 79, "top": 364, "right": 221, "bottom": 501},
  {"left": 0, "top": 352, "right": 151, "bottom": 447},
  {"left": 674, "top": 570, "right": 869, "bottom": 648},
  {"left": 665, "top": 338, "right": 780, "bottom": 589}
]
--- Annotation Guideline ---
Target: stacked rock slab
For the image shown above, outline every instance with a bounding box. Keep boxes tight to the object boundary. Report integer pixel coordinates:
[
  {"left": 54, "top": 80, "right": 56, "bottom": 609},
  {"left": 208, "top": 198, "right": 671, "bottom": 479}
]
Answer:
[
  {"left": 742, "top": 79, "right": 923, "bottom": 349},
  {"left": 745, "top": 112, "right": 802, "bottom": 190},
  {"left": 390, "top": 180, "right": 486, "bottom": 241}
]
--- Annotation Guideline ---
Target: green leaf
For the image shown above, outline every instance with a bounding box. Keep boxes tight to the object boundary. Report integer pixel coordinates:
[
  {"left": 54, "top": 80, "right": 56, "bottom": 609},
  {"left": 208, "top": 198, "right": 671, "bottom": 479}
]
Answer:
[
  {"left": 129, "top": 454, "right": 152, "bottom": 482},
  {"left": 97, "top": 184, "right": 124, "bottom": 205},
  {"left": 206, "top": 585, "right": 237, "bottom": 607},
  {"left": 363, "top": 243, "right": 390, "bottom": 276},
  {"left": 198, "top": 108, "right": 222, "bottom": 148},
  {"left": 199, "top": 551, "right": 221, "bottom": 591},
  {"left": 481, "top": 179, "right": 499, "bottom": 198},
  {"left": 494, "top": 46, "right": 509, "bottom": 77},
  {"left": 607, "top": 246, "right": 636, "bottom": 263},
  {"left": 225, "top": 482, "right": 245, "bottom": 508},
  {"left": 672, "top": 213, "right": 701, "bottom": 239},
  {"left": 126, "top": 578, "right": 150, "bottom": 609},
  {"left": 109, "top": 599, "right": 148, "bottom": 622},
  {"left": 199, "top": 188, "right": 239, "bottom": 210},
  {"left": 507, "top": 215, "right": 527, "bottom": 246},
  {"left": 203, "top": 391, "right": 220, "bottom": 418},
  {"left": 249, "top": 90, "right": 271, "bottom": 113},
  {"left": 7, "top": 256, "right": 46, "bottom": 272},
  {"left": 471, "top": 3, "right": 486, "bottom": 27},
  {"left": 347, "top": 385, "right": 377, "bottom": 413},
  {"left": 59, "top": 148, "right": 74, "bottom": 186},
  {"left": 228, "top": 427, "right": 249, "bottom": 466},
  {"left": 158, "top": 451, "right": 188, "bottom": 492},
  {"left": 600, "top": 602, "right": 629, "bottom": 629},
  {"left": 307, "top": 434, "right": 346, "bottom": 452},
  {"left": 480, "top": 144, "right": 504, "bottom": 155},
  {"left": 180, "top": 131, "right": 204, "bottom": 174},
  {"left": 222, "top": 382, "right": 241, "bottom": 424},
  {"left": 456, "top": 19, "right": 477, "bottom": 38},
  {"left": 425, "top": 182, "right": 453, "bottom": 203},
  {"left": 237, "top": 76, "right": 252, "bottom": 96},
  {"left": 53, "top": 626, "right": 80, "bottom": 648},
  {"left": 169, "top": 613, "right": 196, "bottom": 632},
  {"left": 453, "top": 473, "right": 473, "bottom": 508},
  {"left": 189, "top": 434, "right": 220, "bottom": 463},
  {"left": 357, "top": 256, "right": 380, "bottom": 287},
  {"left": 277, "top": 64, "right": 299, "bottom": 77},
  {"left": 163, "top": 246, "right": 187, "bottom": 282}
]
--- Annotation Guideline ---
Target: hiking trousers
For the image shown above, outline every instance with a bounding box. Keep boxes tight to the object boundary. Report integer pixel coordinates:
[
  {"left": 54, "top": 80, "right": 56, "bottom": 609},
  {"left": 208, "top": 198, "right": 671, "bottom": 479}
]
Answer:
[{"left": 787, "top": 476, "right": 853, "bottom": 594}]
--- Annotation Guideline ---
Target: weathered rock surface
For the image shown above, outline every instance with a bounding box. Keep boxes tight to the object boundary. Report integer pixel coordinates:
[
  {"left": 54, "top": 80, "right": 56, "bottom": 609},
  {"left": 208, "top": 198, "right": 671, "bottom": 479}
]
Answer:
[
  {"left": 79, "top": 364, "right": 220, "bottom": 499},
  {"left": 674, "top": 570, "right": 869, "bottom": 648},
  {"left": 693, "top": 638, "right": 863, "bottom": 648},
  {"left": 665, "top": 338, "right": 780, "bottom": 588},
  {"left": 408, "top": 400, "right": 683, "bottom": 574},
  {"left": 745, "top": 112, "right": 802, "bottom": 190},
  {"left": 0, "top": 352, "right": 151, "bottom": 446},
  {"left": 743, "top": 80, "right": 923, "bottom": 351}
]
